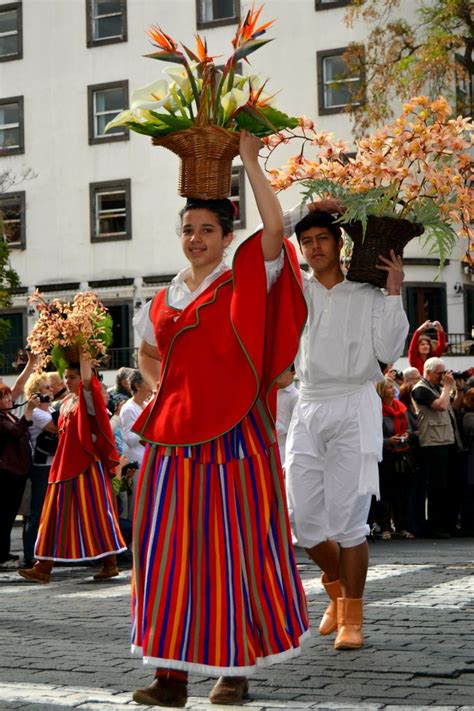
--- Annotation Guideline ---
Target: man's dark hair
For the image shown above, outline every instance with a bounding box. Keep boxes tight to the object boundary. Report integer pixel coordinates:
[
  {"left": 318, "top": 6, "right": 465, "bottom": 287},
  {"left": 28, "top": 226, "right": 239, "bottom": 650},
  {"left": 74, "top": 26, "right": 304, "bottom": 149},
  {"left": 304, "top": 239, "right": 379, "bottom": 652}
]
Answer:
[
  {"left": 295, "top": 211, "right": 342, "bottom": 245},
  {"left": 180, "top": 198, "right": 235, "bottom": 236}
]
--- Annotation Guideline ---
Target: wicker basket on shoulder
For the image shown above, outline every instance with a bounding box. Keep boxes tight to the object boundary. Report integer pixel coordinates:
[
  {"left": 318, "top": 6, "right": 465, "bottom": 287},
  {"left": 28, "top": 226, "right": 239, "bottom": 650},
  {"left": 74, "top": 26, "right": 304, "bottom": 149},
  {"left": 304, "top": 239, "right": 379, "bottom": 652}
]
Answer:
[
  {"left": 152, "top": 126, "right": 241, "bottom": 200},
  {"left": 342, "top": 215, "right": 424, "bottom": 288}
]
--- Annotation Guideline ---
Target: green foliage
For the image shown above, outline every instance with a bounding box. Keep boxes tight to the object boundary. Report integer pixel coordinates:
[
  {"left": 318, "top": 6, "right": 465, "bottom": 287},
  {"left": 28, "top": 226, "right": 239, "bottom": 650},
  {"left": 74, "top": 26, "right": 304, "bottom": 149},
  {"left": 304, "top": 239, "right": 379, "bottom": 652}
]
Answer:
[
  {"left": 234, "top": 106, "right": 299, "bottom": 136},
  {"left": 300, "top": 178, "right": 457, "bottom": 266}
]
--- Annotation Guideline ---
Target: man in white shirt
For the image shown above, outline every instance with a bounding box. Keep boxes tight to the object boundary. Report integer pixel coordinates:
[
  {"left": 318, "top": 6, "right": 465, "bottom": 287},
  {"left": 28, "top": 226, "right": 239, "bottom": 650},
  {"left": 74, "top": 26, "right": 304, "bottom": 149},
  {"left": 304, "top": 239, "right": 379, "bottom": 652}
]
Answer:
[{"left": 285, "top": 209, "right": 409, "bottom": 650}]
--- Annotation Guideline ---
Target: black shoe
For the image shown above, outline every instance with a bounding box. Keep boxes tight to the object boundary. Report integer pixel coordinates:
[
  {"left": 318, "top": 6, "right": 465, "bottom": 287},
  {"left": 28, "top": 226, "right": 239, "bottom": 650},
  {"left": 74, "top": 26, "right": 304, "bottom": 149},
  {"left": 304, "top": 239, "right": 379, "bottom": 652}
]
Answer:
[
  {"left": 22, "top": 559, "right": 35, "bottom": 568},
  {"left": 8, "top": 553, "right": 20, "bottom": 561}
]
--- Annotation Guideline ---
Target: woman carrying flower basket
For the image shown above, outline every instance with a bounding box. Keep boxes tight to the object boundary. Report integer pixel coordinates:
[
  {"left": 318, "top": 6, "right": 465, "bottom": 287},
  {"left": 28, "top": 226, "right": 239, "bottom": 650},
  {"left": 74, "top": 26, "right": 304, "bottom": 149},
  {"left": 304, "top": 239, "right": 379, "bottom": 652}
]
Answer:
[
  {"left": 18, "top": 349, "right": 127, "bottom": 584},
  {"left": 130, "top": 130, "right": 308, "bottom": 707}
]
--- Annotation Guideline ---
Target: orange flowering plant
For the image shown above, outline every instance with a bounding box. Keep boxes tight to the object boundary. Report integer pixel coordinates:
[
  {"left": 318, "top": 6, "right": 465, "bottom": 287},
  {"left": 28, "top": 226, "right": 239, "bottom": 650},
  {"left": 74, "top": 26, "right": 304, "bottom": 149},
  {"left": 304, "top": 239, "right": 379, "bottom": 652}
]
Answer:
[
  {"left": 105, "top": 2, "right": 298, "bottom": 138},
  {"left": 27, "top": 291, "right": 113, "bottom": 374},
  {"left": 265, "top": 96, "right": 474, "bottom": 263}
]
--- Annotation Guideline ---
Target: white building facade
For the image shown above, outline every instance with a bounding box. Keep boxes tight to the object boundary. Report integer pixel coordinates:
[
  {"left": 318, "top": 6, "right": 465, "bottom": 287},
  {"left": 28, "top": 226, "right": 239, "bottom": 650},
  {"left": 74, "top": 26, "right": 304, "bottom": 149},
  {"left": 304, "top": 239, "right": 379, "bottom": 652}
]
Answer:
[{"left": 1, "top": 0, "right": 473, "bottom": 379}]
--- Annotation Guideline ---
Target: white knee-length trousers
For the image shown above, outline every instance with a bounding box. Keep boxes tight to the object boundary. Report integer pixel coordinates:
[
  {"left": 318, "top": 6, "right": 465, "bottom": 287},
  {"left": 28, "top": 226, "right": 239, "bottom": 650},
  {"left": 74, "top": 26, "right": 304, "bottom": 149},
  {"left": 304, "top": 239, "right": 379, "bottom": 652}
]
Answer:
[{"left": 285, "top": 390, "right": 373, "bottom": 549}]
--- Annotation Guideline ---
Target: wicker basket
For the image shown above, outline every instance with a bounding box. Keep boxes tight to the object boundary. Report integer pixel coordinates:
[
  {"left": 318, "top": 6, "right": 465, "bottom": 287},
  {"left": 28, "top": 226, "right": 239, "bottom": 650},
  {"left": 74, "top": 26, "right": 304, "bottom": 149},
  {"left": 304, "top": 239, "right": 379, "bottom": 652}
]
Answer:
[
  {"left": 342, "top": 215, "right": 424, "bottom": 288},
  {"left": 152, "top": 126, "right": 241, "bottom": 199}
]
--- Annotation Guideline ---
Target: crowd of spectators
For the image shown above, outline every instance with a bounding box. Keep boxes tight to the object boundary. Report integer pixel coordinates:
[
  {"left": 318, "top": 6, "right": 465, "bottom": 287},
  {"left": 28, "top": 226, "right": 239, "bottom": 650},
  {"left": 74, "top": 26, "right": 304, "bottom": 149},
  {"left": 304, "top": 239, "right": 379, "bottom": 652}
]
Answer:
[{"left": 1, "top": 318, "right": 473, "bottom": 571}]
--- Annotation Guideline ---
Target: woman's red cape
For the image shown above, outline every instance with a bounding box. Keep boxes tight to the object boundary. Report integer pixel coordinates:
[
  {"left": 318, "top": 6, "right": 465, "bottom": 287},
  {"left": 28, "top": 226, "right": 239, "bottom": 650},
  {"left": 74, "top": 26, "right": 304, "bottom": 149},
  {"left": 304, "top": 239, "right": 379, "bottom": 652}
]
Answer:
[
  {"left": 133, "top": 232, "right": 307, "bottom": 447},
  {"left": 49, "top": 375, "right": 119, "bottom": 483}
]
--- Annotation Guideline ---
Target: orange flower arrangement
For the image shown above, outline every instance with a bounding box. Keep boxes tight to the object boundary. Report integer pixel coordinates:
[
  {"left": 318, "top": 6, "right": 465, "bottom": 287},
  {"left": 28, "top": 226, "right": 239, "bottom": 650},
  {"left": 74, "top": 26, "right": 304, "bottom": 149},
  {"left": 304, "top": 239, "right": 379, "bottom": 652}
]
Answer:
[
  {"left": 264, "top": 96, "right": 474, "bottom": 261},
  {"left": 27, "top": 291, "right": 113, "bottom": 374}
]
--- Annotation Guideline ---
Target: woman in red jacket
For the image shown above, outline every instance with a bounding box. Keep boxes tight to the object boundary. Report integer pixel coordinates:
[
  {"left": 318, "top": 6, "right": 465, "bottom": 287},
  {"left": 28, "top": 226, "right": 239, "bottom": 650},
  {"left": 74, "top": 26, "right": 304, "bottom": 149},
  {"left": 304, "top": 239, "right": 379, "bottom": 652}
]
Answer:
[
  {"left": 408, "top": 320, "right": 446, "bottom": 373},
  {"left": 18, "top": 350, "right": 126, "bottom": 584}
]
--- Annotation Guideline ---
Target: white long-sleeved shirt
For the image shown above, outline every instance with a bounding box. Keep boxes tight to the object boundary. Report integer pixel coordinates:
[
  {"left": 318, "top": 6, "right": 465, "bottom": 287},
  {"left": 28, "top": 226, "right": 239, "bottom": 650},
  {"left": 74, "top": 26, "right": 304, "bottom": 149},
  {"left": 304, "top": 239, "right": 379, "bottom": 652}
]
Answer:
[
  {"left": 296, "top": 272, "right": 409, "bottom": 400},
  {"left": 119, "top": 398, "right": 146, "bottom": 467}
]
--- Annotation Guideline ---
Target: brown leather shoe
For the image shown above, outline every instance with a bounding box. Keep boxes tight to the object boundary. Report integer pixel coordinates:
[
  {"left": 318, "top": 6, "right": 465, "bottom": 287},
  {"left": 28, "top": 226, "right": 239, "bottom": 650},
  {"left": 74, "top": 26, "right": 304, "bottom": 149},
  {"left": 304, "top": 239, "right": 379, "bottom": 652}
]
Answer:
[
  {"left": 132, "top": 677, "right": 188, "bottom": 707},
  {"left": 319, "top": 573, "right": 342, "bottom": 635},
  {"left": 93, "top": 565, "right": 119, "bottom": 580},
  {"left": 18, "top": 561, "right": 52, "bottom": 584},
  {"left": 209, "top": 676, "right": 249, "bottom": 704}
]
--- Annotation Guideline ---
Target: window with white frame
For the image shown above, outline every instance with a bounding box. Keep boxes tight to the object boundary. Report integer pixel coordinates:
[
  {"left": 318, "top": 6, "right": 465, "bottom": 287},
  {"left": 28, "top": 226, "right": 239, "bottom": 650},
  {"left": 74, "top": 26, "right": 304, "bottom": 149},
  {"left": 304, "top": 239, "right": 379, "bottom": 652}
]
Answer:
[
  {"left": 197, "top": 0, "right": 239, "bottom": 29},
  {"left": 0, "top": 191, "right": 25, "bottom": 249},
  {"left": 86, "top": 0, "right": 127, "bottom": 47},
  {"left": 88, "top": 81, "right": 129, "bottom": 144},
  {"left": 230, "top": 166, "right": 246, "bottom": 229},
  {"left": 90, "top": 179, "right": 131, "bottom": 242},
  {"left": 0, "top": 96, "right": 23, "bottom": 155},
  {"left": 0, "top": 2, "right": 22, "bottom": 61},
  {"left": 317, "top": 47, "right": 363, "bottom": 114}
]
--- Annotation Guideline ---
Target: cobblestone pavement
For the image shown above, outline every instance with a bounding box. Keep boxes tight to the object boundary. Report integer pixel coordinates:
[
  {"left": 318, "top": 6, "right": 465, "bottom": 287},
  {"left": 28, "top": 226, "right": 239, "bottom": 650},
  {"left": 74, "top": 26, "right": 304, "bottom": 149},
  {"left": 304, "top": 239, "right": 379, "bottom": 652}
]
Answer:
[{"left": 0, "top": 526, "right": 473, "bottom": 710}]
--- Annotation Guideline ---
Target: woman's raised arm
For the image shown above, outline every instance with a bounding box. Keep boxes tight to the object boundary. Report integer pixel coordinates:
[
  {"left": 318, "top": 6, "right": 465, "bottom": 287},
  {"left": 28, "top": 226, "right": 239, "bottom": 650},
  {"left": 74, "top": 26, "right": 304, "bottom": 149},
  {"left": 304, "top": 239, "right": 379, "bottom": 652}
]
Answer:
[{"left": 239, "top": 131, "right": 284, "bottom": 261}]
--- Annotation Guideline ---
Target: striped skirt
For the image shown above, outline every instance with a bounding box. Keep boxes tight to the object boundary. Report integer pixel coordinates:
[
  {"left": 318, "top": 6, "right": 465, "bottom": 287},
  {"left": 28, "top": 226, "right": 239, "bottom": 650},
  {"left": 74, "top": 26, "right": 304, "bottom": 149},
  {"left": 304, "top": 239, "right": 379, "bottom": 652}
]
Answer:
[
  {"left": 35, "top": 460, "right": 126, "bottom": 562},
  {"left": 131, "top": 406, "right": 309, "bottom": 676}
]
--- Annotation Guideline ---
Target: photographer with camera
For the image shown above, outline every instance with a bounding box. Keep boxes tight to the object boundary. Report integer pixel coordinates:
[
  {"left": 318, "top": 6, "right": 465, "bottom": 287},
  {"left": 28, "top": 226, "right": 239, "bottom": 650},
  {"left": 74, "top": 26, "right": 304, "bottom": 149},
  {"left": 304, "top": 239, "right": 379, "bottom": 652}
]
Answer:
[
  {"left": 408, "top": 320, "right": 446, "bottom": 374},
  {"left": 412, "top": 357, "right": 463, "bottom": 538},
  {"left": 21, "top": 373, "right": 59, "bottom": 568}
]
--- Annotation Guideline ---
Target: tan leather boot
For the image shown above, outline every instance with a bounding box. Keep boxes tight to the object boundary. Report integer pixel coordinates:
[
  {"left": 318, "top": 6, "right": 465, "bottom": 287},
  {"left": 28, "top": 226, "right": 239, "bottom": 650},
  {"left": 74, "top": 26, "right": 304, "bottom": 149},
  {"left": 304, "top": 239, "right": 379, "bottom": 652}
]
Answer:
[
  {"left": 319, "top": 573, "right": 342, "bottom": 635},
  {"left": 209, "top": 676, "right": 249, "bottom": 704},
  {"left": 93, "top": 554, "right": 119, "bottom": 580},
  {"left": 334, "top": 597, "right": 364, "bottom": 650},
  {"left": 18, "top": 560, "right": 53, "bottom": 584},
  {"left": 132, "top": 677, "right": 188, "bottom": 707}
]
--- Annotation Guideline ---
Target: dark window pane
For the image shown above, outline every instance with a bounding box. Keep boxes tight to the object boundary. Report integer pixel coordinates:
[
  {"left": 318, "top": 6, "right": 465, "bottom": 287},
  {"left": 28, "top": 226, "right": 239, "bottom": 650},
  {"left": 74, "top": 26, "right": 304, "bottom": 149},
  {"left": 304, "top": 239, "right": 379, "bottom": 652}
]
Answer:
[
  {"left": 99, "top": 192, "right": 125, "bottom": 212},
  {"left": 95, "top": 0, "right": 122, "bottom": 14},
  {"left": 96, "top": 114, "right": 124, "bottom": 136},
  {"left": 1, "top": 202, "right": 20, "bottom": 221},
  {"left": 0, "top": 103, "right": 19, "bottom": 124},
  {"left": 95, "top": 14, "right": 122, "bottom": 39},
  {"left": 3, "top": 221, "right": 21, "bottom": 244},
  {"left": 0, "top": 34, "right": 18, "bottom": 56},
  {"left": 0, "top": 127, "right": 20, "bottom": 148},
  {"left": 0, "top": 9, "right": 17, "bottom": 34},
  {"left": 95, "top": 87, "right": 124, "bottom": 113},
  {"left": 98, "top": 215, "right": 126, "bottom": 234},
  {"left": 201, "top": 0, "right": 235, "bottom": 21},
  {"left": 324, "top": 55, "right": 347, "bottom": 81}
]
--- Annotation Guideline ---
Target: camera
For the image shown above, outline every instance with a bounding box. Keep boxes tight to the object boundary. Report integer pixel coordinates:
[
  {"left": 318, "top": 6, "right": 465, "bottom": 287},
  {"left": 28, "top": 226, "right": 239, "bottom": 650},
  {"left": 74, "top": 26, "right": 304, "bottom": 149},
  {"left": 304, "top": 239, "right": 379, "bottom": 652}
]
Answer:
[
  {"left": 451, "top": 370, "right": 470, "bottom": 381},
  {"left": 34, "top": 392, "right": 51, "bottom": 403},
  {"left": 122, "top": 461, "right": 139, "bottom": 476}
]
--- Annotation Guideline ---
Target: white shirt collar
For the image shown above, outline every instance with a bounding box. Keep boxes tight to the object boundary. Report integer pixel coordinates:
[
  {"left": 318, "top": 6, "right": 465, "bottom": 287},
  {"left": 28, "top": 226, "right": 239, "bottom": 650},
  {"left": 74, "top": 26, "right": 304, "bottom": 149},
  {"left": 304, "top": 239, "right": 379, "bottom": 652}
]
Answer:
[{"left": 171, "top": 260, "right": 229, "bottom": 294}]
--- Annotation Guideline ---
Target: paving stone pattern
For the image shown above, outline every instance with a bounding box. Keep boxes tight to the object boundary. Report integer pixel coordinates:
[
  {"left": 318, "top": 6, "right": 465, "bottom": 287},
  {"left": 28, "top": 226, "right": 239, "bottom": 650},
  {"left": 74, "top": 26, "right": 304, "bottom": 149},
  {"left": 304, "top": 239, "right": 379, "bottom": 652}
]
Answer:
[{"left": 0, "top": 528, "right": 473, "bottom": 710}]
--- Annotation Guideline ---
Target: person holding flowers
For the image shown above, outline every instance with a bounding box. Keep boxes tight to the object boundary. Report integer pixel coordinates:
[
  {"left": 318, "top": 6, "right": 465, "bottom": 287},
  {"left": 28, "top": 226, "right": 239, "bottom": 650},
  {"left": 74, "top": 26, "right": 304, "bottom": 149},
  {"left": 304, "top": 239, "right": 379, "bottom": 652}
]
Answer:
[
  {"left": 18, "top": 296, "right": 126, "bottom": 584},
  {"left": 130, "top": 127, "right": 308, "bottom": 707}
]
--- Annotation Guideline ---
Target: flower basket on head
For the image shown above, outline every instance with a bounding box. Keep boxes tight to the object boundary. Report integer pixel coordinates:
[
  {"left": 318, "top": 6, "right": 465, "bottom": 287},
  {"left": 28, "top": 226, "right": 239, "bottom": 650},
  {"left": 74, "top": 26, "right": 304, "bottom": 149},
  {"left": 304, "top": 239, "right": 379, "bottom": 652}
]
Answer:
[
  {"left": 152, "top": 125, "right": 241, "bottom": 199},
  {"left": 265, "top": 97, "right": 474, "bottom": 283},
  {"left": 105, "top": 3, "right": 298, "bottom": 199},
  {"left": 342, "top": 216, "right": 424, "bottom": 288}
]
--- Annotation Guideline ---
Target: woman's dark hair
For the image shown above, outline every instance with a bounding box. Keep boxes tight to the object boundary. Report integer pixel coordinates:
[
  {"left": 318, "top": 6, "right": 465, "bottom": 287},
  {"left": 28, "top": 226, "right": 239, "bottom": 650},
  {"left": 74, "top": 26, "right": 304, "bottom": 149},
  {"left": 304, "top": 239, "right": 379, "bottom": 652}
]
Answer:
[
  {"left": 180, "top": 198, "right": 235, "bottom": 236},
  {"left": 295, "top": 211, "right": 342, "bottom": 245}
]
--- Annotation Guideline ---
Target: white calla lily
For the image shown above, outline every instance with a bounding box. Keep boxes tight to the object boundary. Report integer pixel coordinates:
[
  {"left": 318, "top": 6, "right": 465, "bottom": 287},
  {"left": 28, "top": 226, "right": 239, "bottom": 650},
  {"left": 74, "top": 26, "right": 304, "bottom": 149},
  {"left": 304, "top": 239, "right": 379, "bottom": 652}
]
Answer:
[
  {"left": 165, "top": 63, "right": 198, "bottom": 104},
  {"left": 131, "top": 79, "right": 171, "bottom": 111},
  {"left": 104, "top": 109, "right": 147, "bottom": 132},
  {"left": 220, "top": 87, "right": 249, "bottom": 122}
]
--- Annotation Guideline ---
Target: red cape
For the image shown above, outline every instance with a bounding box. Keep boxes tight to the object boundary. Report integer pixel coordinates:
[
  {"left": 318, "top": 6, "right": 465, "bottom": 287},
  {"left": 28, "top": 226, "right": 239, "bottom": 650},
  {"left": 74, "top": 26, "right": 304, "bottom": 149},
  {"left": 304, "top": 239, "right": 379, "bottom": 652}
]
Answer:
[
  {"left": 49, "top": 375, "right": 119, "bottom": 483},
  {"left": 133, "top": 232, "right": 307, "bottom": 447}
]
